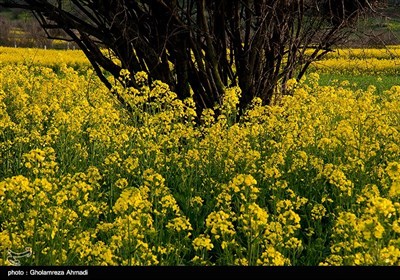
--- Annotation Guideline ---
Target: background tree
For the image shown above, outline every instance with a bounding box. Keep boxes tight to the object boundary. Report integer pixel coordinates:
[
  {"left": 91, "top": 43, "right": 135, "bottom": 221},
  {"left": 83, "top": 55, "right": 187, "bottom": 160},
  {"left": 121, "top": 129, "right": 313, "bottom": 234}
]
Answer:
[{"left": 0, "top": 0, "right": 381, "bottom": 118}]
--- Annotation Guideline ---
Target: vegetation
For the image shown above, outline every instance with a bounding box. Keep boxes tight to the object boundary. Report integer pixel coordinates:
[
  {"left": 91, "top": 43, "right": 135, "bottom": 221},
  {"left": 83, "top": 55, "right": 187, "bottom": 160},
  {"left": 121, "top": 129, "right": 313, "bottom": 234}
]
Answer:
[
  {"left": 1, "top": 0, "right": 400, "bottom": 268},
  {"left": 0, "top": 0, "right": 381, "bottom": 118},
  {"left": 1, "top": 46, "right": 400, "bottom": 265}
]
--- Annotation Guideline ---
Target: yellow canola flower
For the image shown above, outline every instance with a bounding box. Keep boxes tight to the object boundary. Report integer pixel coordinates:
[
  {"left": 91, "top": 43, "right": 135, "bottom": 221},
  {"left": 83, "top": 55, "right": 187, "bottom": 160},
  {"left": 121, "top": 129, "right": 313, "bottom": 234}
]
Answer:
[
  {"left": 239, "top": 203, "right": 269, "bottom": 234},
  {"left": 206, "top": 210, "right": 236, "bottom": 239},
  {"left": 0, "top": 46, "right": 89, "bottom": 68},
  {"left": 166, "top": 216, "right": 193, "bottom": 235},
  {"left": 113, "top": 187, "right": 150, "bottom": 214},
  {"left": 379, "top": 245, "right": 400, "bottom": 265},
  {"left": 389, "top": 180, "right": 400, "bottom": 198},
  {"left": 311, "top": 204, "right": 327, "bottom": 221},
  {"left": 386, "top": 162, "right": 400, "bottom": 181},
  {"left": 192, "top": 234, "right": 214, "bottom": 251},
  {"left": 360, "top": 218, "right": 385, "bottom": 240},
  {"left": 189, "top": 196, "right": 204, "bottom": 207},
  {"left": 257, "top": 246, "right": 289, "bottom": 266}
]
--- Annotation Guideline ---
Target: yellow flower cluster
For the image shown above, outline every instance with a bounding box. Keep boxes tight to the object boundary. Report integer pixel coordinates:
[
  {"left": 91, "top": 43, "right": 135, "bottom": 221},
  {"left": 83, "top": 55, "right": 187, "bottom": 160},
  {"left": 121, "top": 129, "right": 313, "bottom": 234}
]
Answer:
[
  {"left": 310, "top": 46, "right": 400, "bottom": 75},
  {"left": 0, "top": 46, "right": 89, "bottom": 70},
  {"left": 1, "top": 47, "right": 400, "bottom": 265}
]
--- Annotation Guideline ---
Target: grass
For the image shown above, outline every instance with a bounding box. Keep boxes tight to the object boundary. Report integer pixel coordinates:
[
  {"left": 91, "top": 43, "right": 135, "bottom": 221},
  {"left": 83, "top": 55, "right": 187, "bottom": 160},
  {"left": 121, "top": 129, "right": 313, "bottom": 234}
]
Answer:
[{"left": 317, "top": 73, "right": 400, "bottom": 93}]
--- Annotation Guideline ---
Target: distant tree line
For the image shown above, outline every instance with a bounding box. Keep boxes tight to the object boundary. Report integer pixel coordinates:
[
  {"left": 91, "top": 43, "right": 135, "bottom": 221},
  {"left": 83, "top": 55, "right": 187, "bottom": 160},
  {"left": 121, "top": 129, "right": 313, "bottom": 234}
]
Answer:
[
  {"left": 389, "top": 0, "right": 400, "bottom": 6},
  {"left": 0, "top": 8, "right": 78, "bottom": 49}
]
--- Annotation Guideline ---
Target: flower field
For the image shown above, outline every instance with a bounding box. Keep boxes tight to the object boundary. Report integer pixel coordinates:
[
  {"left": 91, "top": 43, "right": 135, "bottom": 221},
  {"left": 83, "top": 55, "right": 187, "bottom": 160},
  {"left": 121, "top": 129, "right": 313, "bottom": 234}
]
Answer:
[
  {"left": 311, "top": 46, "right": 400, "bottom": 75},
  {"left": 0, "top": 46, "right": 90, "bottom": 72},
  {"left": 1, "top": 46, "right": 400, "bottom": 266}
]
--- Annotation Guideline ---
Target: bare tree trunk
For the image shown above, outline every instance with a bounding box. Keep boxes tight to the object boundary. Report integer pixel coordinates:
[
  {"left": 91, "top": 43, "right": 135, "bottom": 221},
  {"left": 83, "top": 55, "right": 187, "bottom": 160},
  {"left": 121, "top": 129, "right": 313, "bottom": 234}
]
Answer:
[{"left": 0, "top": 0, "right": 380, "bottom": 119}]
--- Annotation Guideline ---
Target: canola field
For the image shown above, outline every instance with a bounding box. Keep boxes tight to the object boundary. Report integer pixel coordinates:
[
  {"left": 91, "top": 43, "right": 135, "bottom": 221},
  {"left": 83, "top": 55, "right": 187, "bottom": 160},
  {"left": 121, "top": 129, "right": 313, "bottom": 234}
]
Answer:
[{"left": 1, "top": 46, "right": 400, "bottom": 266}]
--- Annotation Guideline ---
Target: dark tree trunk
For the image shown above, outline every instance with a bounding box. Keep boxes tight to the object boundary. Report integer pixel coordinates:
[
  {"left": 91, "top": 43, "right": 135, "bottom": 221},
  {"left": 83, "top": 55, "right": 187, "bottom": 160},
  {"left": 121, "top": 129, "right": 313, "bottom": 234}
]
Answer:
[{"left": 0, "top": 0, "right": 380, "bottom": 119}]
